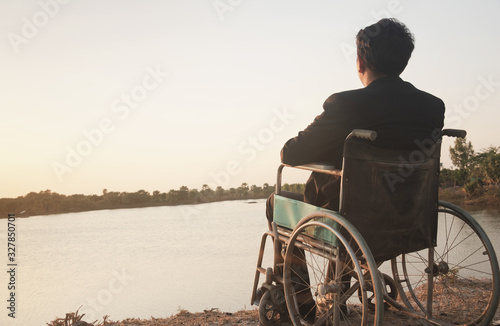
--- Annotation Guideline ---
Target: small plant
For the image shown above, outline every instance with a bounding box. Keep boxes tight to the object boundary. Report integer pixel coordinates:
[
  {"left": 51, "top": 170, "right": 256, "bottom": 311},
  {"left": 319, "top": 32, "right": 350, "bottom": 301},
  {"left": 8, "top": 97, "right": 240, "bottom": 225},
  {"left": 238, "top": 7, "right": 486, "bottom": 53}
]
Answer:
[
  {"left": 46, "top": 307, "right": 112, "bottom": 326},
  {"left": 176, "top": 306, "right": 190, "bottom": 316},
  {"left": 46, "top": 307, "right": 90, "bottom": 326}
]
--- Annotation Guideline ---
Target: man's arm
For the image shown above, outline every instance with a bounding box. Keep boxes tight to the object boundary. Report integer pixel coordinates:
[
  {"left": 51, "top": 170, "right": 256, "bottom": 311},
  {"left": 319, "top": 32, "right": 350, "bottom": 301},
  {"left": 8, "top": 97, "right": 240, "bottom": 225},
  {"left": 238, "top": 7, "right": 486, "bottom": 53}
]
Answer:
[{"left": 280, "top": 101, "right": 348, "bottom": 166}]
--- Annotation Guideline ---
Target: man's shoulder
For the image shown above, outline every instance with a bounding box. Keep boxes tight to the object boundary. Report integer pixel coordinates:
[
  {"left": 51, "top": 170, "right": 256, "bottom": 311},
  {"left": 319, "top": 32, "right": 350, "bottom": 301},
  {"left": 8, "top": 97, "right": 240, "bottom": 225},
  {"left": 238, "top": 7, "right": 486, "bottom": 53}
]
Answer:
[
  {"left": 322, "top": 76, "right": 402, "bottom": 109},
  {"left": 403, "top": 81, "right": 441, "bottom": 100},
  {"left": 402, "top": 80, "right": 445, "bottom": 109},
  {"left": 323, "top": 78, "right": 444, "bottom": 111},
  {"left": 323, "top": 87, "right": 366, "bottom": 110}
]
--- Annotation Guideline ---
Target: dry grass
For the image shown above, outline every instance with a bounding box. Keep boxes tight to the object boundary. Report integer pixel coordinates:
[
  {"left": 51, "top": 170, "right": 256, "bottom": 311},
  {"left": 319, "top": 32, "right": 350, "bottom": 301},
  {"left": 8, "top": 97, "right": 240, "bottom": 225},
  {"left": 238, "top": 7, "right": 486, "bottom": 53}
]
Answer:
[
  {"left": 410, "top": 277, "right": 493, "bottom": 325},
  {"left": 46, "top": 307, "right": 112, "bottom": 326}
]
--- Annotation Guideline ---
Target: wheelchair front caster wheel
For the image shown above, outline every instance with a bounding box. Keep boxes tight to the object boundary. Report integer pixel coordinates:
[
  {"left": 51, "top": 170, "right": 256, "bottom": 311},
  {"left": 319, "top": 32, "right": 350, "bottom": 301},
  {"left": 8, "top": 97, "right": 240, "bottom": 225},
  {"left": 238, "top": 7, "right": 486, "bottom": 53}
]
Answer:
[
  {"left": 259, "top": 289, "right": 288, "bottom": 326},
  {"left": 358, "top": 273, "right": 398, "bottom": 311}
]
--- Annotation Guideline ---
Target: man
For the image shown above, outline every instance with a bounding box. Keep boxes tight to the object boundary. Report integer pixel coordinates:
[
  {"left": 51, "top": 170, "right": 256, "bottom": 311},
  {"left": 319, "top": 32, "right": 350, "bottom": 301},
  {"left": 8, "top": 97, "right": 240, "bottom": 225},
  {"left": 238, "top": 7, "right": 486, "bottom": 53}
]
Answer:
[
  {"left": 264, "top": 18, "right": 445, "bottom": 322},
  {"left": 266, "top": 18, "right": 445, "bottom": 222}
]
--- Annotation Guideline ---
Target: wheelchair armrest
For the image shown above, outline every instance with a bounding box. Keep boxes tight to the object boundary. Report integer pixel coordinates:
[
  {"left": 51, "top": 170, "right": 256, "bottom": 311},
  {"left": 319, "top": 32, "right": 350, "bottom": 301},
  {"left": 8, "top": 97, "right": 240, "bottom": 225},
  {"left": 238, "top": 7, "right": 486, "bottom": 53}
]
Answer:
[
  {"left": 442, "top": 129, "right": 467, "bottom": 139},
  {"left": 348, "top": 129, "right": 377, "bottom": 141},
  {"left": 276, "top": 163, "right": 342, "bottom": 195},
  {"left": 292, "top": 163, "right": 342, "bottom": 176}
]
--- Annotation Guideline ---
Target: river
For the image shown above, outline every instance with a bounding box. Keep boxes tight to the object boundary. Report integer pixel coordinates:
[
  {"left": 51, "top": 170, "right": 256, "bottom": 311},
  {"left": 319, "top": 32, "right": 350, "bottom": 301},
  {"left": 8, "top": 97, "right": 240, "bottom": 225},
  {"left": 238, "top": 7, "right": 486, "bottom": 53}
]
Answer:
[{"left": 0, "top": 200, "right": 498, "bottom": 326}]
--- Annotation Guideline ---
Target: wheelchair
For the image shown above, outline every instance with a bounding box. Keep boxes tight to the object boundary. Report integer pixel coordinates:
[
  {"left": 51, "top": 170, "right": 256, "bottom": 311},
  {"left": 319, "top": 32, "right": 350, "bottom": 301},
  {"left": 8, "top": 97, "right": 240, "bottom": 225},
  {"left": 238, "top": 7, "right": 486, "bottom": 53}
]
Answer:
[{"left": 251, "top": 129, "right": 500, "bottom": 326}]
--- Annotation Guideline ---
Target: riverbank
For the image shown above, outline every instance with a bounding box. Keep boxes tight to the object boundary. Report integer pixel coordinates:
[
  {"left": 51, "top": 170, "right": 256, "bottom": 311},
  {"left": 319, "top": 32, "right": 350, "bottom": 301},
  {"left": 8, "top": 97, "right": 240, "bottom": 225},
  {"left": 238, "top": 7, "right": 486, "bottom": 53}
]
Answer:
[
  {"left": 0, "top": 186, "right": 276, "bottom": 218},
  {"left": 47, "top": 308, "right": 260, "bottom": 326},
  {"left": 48, "top": 305, "right": 500, "bottom": 326},
  {"left": 43, "top": 307, "right": 440, "bottom": 326},
  {"left": 439, "top": 185, "right": 500, "bottom": 207}
]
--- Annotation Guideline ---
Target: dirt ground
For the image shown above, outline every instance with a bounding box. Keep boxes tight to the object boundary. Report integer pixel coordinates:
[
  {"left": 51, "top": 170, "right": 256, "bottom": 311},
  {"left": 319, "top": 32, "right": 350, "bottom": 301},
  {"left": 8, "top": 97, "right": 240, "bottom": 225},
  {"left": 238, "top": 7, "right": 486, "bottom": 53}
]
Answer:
[
  {"left": 101, "top": 308, "right": 426, "bottom": 326},
  {"left": 49, "top": 305, "right": 500, "bottom": 326}
]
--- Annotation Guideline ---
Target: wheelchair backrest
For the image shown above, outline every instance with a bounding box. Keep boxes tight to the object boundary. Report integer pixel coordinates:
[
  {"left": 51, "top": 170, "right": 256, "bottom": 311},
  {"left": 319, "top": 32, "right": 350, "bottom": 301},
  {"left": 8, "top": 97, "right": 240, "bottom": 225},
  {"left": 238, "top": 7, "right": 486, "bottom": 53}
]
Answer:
[{"left": 340, "top": 137, "right": 441, "bottom": 261}]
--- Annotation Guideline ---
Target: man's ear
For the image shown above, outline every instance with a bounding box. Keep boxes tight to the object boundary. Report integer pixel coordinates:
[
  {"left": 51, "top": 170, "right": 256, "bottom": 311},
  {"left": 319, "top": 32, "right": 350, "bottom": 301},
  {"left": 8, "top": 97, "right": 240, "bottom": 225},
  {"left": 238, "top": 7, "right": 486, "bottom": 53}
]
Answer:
[{"left": 357, "top": 57, "right": 366, "bottom": 74}]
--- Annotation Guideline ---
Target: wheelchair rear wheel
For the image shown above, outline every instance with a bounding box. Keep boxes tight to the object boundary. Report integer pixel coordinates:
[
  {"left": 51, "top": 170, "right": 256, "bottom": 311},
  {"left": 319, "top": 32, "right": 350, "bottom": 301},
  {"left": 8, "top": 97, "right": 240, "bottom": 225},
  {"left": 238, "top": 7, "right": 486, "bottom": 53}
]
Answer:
[
  {"left": 391, "top": 201, "right": 500, "bottom": 326},
  {"left": 283, "top": 212, "right": 383, "bottom": 325}
]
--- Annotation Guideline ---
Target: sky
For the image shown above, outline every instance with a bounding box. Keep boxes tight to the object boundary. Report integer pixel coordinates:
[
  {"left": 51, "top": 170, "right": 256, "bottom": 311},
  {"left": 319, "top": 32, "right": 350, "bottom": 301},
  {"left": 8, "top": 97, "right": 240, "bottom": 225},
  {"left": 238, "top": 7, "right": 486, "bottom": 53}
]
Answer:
[{"left": 1, "top": 0, "right": 499, "bottom": 198}]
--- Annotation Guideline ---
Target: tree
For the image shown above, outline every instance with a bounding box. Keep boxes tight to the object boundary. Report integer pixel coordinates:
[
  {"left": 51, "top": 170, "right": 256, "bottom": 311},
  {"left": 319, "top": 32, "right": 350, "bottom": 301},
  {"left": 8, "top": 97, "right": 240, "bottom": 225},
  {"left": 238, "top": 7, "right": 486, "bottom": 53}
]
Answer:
[
  {"left": 200, "top": 184, "right": 215, "bottom": 202},
  {"left": 166, "top": 189, "right": 179, "bottom": 204},
  {"left": 476, "top": 147, "right": 500, "bottom": 185},
  {"left": 215, "top": 186, "right": 225, "bottom": 200},
  {"left": 238, "top": 183, "right": 249, "bottom": 198},
  {"left": 178, "top": 186, "right": 189, "bottom": 203},
  {"left": 152, "top": 190, "right": 162, "bottom": 203},
  {"left": 250, "top": 185, "right": 262, "bottom": 198},
  {"left": 449, "top": 137, "right": 475, "bottom": 185}
]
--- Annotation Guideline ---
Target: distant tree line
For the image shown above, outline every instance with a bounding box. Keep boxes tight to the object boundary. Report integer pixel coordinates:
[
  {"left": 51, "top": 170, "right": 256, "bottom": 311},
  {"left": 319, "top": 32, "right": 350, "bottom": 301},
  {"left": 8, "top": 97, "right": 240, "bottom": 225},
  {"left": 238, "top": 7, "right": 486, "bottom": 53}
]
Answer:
[
  {"left": 0, "top": 183, "right": 306, "bottom": 218},
  {"left": 440, "top": 137, "right": 500, "bottom": 195},
  {"left": 5, "top": 137, "right": 496, "bottom": 218}
]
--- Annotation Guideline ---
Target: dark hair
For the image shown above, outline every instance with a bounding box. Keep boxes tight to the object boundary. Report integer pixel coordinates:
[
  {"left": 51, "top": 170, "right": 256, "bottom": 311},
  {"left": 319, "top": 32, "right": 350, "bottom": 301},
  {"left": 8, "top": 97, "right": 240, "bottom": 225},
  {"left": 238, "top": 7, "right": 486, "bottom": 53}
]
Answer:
[{"left": 356, "top": 18, "right": 415, "bottom": 76}]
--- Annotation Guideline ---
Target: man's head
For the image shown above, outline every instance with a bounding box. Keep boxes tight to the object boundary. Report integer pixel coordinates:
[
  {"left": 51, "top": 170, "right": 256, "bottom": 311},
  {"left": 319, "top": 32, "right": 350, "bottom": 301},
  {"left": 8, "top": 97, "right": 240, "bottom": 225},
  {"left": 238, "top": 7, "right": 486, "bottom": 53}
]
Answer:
[{"left": 356, "top": 18, "right": 415, "bottom": 78}]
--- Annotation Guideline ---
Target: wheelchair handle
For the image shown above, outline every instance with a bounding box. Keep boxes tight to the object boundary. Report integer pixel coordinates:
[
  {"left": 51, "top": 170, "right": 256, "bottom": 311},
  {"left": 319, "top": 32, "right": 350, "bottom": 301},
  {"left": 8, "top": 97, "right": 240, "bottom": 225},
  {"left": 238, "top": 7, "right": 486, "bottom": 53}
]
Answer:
[
  {"left": 348, "top": 129, "right": 377, "bottom": 141},
  {"left": 442, "top": 129, "right": 467, "bottom": 139}
]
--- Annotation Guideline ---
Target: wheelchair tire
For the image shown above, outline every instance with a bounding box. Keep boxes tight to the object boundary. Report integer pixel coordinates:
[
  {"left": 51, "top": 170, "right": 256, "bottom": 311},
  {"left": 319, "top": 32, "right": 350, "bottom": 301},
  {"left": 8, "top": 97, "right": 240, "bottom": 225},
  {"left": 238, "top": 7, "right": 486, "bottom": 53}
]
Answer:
[
  {"left": 259, "top": 288, "right": 288, "bottom": 326},
  {"left": 283, "top": 212, "right": 383, "bottom": 326},
  {"left": 391, "top": 201, "right": 500, "bottom": 326}
]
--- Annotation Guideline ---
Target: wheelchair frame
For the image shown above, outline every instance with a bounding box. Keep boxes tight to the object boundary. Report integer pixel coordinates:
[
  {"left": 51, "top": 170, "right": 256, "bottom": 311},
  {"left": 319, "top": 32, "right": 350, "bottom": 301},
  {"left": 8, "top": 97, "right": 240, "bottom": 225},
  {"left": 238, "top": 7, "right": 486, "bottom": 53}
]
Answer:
[{"left": 251, "top": 129, "right": 500, "bottom": 326}]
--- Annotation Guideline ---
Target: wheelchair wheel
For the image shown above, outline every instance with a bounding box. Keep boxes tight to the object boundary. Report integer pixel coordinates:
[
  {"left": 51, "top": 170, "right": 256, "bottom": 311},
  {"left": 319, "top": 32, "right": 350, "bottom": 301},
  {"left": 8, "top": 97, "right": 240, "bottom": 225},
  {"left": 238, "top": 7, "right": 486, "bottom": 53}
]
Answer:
[
  {"left": 259, "top": 288, "right": 288, "bottom": 326},
  {"left": 283, "top": 212, "right": 383, "bottom": 325},
  {"left": 358, "top": 273, "right": 398, "bottom": 311},
  {"left": 391, "top": 201, "right": 500, "bottom": 325}
]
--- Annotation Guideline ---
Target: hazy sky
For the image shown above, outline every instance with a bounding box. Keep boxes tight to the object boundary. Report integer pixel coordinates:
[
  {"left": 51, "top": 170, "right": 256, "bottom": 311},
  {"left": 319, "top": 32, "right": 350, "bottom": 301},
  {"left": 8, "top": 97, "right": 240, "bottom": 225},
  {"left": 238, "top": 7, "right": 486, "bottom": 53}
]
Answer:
[{"left": 1, "top": 0, "right": 499, "bottom": 198}]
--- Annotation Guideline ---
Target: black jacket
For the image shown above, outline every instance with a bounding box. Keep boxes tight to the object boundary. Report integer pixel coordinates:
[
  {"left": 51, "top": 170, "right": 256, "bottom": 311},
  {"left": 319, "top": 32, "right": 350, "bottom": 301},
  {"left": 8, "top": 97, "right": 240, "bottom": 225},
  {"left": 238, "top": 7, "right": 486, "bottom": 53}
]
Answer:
[{"left": 281, "top": 76, "right": 445, "bottom": 210}]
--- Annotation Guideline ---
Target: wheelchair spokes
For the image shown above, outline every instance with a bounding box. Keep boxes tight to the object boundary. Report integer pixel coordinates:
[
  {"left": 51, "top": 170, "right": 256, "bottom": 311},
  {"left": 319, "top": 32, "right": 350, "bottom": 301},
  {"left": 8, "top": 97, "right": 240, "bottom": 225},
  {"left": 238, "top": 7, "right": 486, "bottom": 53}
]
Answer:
[
  {"left": 283, "top": 218, "right": 383, "bottom": 325},
  {"left": 392, "top": 202, "right": 500, "bottom": 326}
]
